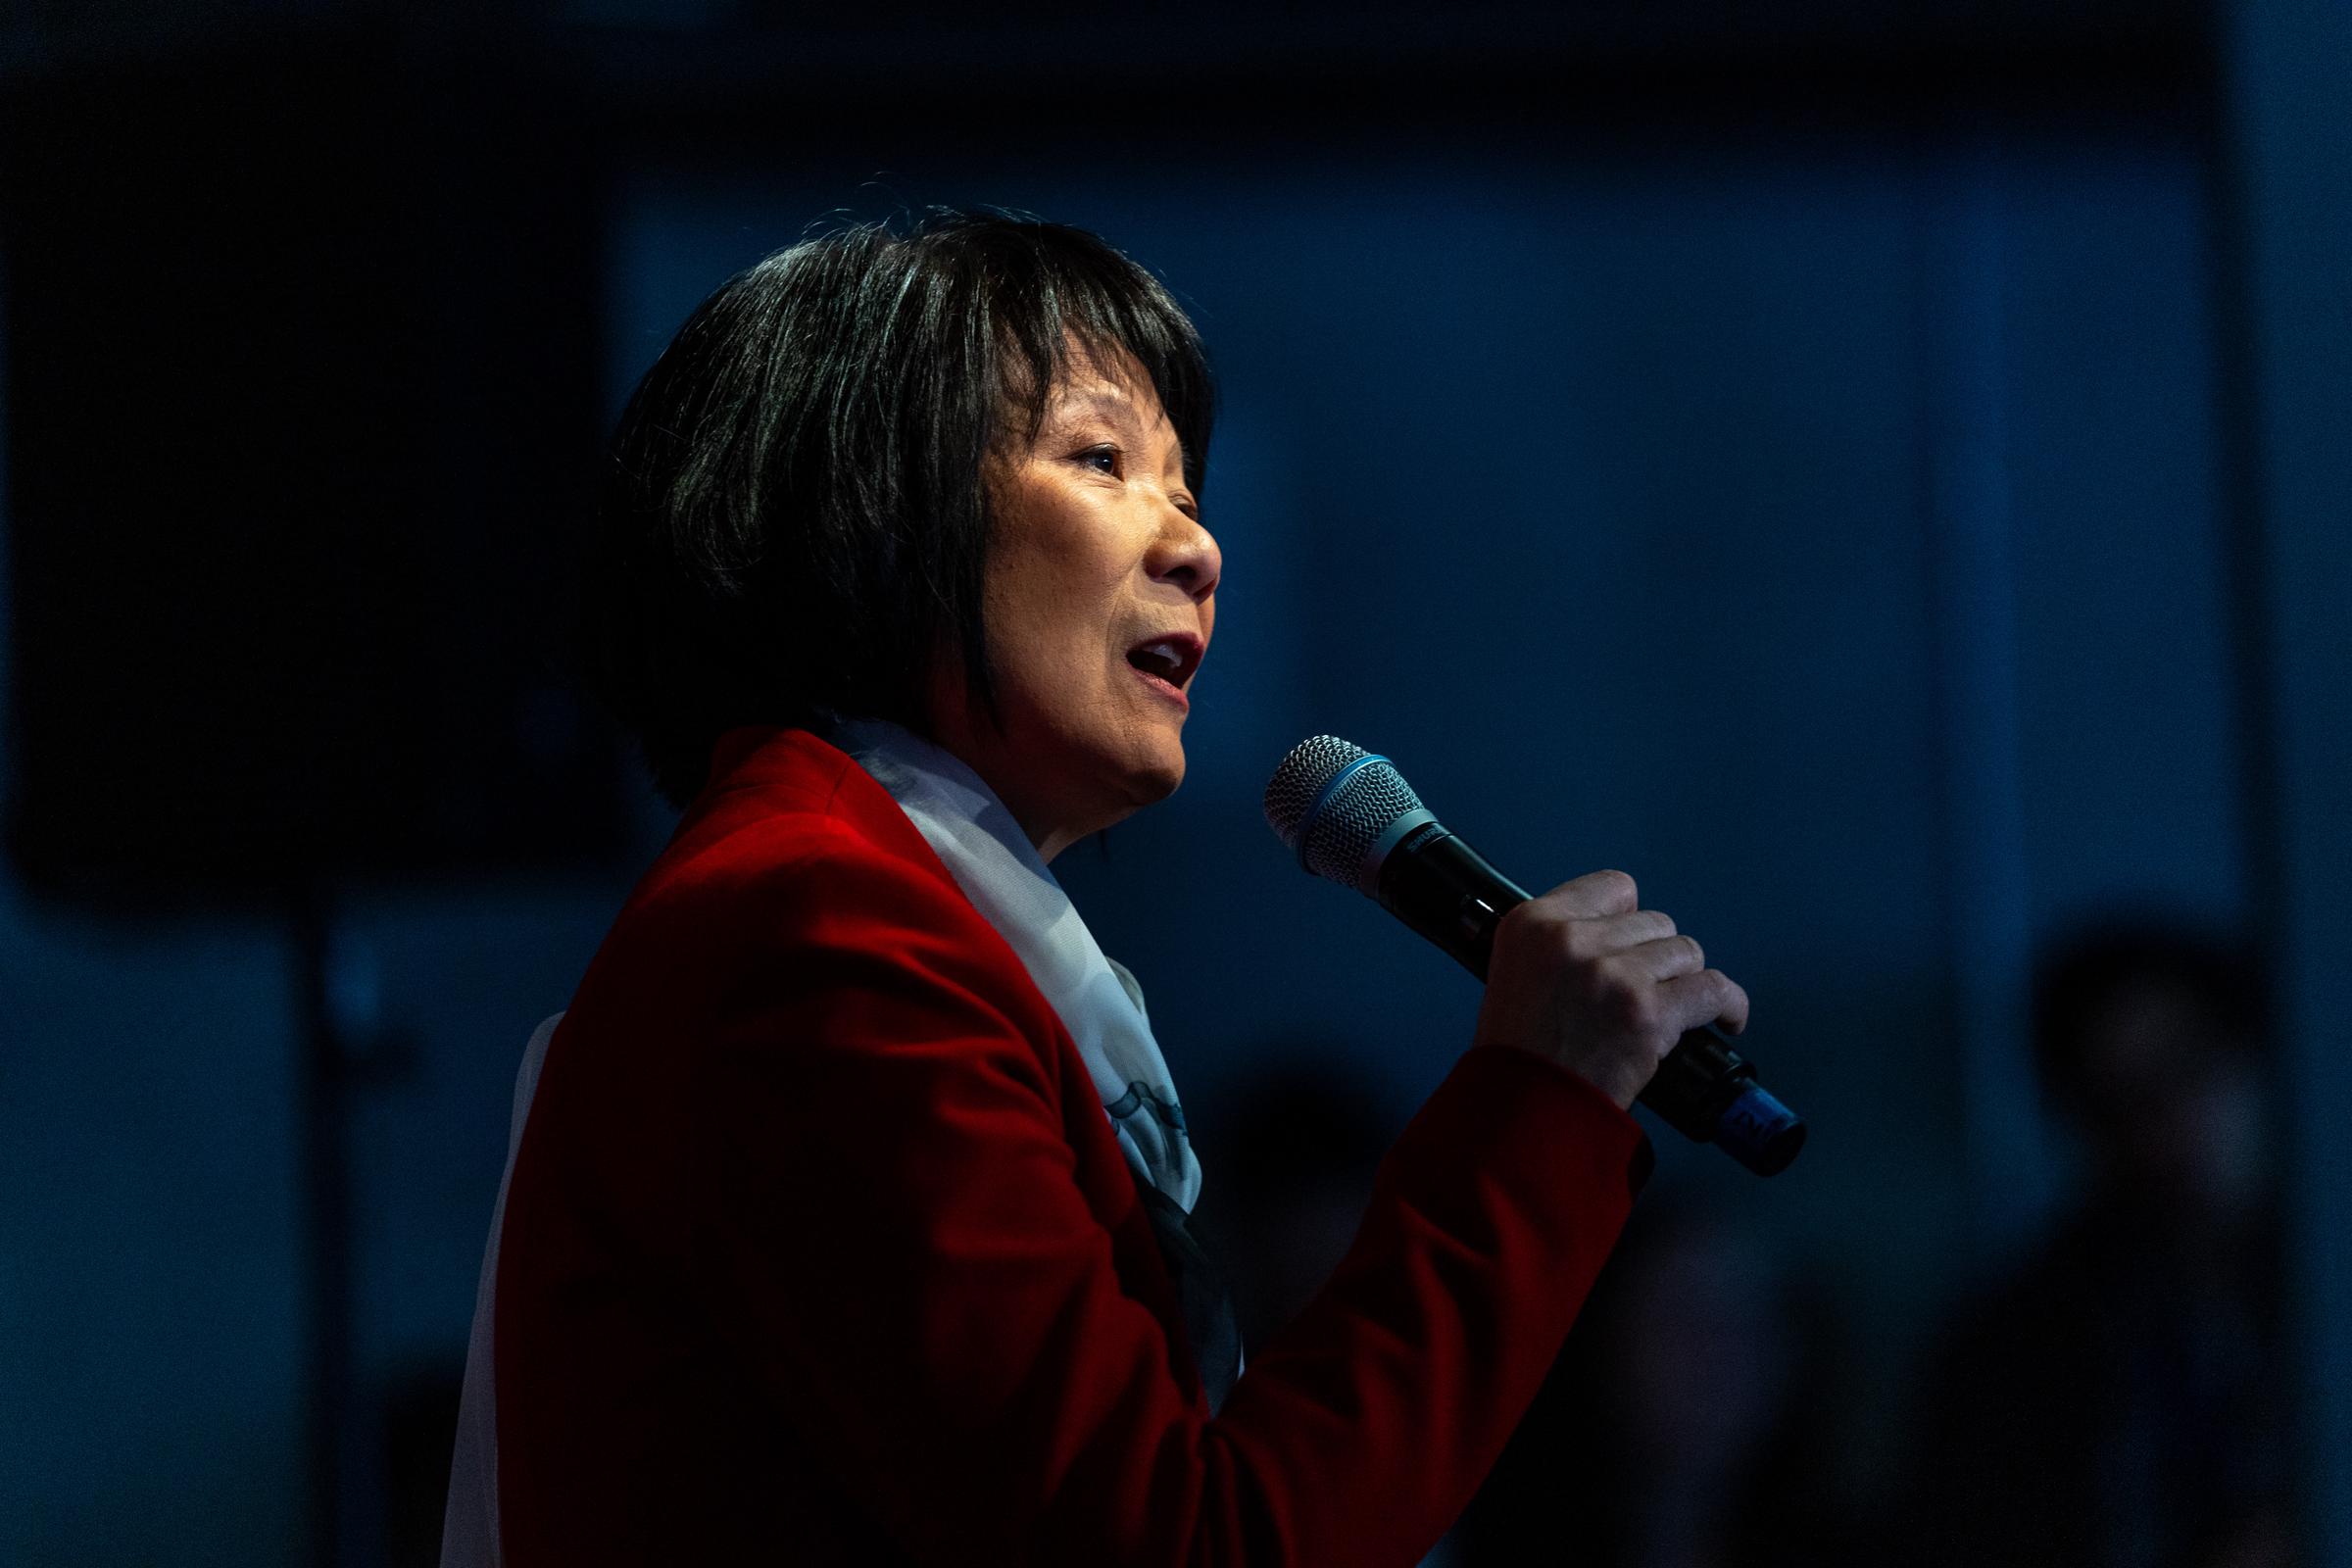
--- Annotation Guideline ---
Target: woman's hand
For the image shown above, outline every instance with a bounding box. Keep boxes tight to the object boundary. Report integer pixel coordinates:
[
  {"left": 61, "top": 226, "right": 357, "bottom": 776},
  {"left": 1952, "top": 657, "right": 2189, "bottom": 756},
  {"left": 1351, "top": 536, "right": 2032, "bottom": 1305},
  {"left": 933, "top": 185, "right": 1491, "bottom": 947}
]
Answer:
[{"left": 1470, "top": 869, "right": 1750, "bottom": 1111}]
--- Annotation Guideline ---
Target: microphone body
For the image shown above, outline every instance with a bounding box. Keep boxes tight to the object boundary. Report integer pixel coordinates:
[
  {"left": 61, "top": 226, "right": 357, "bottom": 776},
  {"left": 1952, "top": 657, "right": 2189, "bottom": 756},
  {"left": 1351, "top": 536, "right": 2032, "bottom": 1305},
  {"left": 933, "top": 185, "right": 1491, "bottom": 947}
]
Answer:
[{"left": 1267, "top": 737, "right": 1806, "bottom": 1177}]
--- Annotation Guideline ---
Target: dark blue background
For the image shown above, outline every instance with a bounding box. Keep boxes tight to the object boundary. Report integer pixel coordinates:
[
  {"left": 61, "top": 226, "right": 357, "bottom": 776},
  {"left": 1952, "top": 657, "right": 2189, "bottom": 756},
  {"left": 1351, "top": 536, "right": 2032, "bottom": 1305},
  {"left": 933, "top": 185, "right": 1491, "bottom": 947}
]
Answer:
[{"left": 3, "top": 1, "right": 2344, "bottom": 1562}]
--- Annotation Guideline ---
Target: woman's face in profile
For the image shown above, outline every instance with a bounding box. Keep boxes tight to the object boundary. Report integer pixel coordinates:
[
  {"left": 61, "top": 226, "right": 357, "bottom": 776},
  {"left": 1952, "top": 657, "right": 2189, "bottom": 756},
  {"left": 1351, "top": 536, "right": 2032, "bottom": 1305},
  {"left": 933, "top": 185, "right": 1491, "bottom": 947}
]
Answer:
[{"left": 930, "top": 344, "right": 1221, "bottom": 862}]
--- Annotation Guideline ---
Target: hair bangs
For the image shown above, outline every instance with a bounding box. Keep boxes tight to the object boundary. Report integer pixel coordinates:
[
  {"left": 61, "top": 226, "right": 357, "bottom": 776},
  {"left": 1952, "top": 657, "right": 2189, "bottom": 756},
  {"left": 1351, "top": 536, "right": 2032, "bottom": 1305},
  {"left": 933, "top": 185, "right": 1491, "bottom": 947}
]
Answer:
[
  {"left": 571, "top": 205, "right": 1217, "bottom": 812},
  {"left": 963, "top": 217, "right": 1217, "bottom": 499}
]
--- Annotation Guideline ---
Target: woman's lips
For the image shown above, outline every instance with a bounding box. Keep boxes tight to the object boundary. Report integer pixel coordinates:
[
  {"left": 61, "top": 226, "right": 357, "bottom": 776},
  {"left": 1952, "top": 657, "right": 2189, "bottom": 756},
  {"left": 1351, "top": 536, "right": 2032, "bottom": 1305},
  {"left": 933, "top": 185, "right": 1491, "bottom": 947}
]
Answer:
[
  {"left": 1123, "top": 630, "right": 1201, "bottom": 711},
  {"left": 1130, "top": 662, "right": 1191, "bottom": 711}
]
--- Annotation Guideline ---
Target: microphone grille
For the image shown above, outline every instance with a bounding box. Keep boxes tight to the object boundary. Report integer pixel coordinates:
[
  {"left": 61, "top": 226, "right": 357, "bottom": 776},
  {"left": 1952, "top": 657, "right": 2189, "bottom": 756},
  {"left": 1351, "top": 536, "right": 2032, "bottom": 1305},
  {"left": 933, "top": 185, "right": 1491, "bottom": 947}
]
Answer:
[
  {"left": 1263, "top": 734, "right": 1427, "bottom": 890},
  {"left": 1262, "top": 734, "right": 1365, "bottom": 848}
]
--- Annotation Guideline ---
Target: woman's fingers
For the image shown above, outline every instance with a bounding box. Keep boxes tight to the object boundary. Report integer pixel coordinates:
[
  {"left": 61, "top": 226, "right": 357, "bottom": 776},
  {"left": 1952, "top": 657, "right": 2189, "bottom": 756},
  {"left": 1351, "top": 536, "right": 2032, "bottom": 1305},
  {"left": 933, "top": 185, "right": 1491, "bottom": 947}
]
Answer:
[
  {"left": 1568, "top": 908, "right": 1680, "bottom": 958},
  {"left": 1659, "top": 967, "right": 1750, "bottom": 1038},
  {"left": 1475, "top": 869, "right": 1751, "bottom": 1108},
  {"left": 1543, "top": 869, "right": 1641, "bottom": 920},
  {"left": 1612, "top": 932, "right": 1703, "bottom": 981}
]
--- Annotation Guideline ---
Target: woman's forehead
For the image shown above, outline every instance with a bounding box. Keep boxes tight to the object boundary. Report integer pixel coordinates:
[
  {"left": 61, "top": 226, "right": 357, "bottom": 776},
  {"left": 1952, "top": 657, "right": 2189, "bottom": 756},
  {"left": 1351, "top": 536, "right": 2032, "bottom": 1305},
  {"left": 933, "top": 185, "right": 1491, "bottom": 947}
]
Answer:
[
  {"left": 1048, "top": 378, "right": 1170, "bottom": 430},
  {"left": 1048, "top": 332, "right": 1157, "bottom": 403},
  {"left": 1044, "top": 342, "right": 1175, "bottom": 429}
]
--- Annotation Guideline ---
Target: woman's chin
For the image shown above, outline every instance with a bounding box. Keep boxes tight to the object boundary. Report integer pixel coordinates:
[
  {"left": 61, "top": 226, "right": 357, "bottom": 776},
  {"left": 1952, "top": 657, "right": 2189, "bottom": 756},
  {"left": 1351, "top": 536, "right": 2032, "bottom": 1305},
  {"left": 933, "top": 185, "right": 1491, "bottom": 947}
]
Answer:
[
  {"left": 1086, "top": 750, "right": 1184, "bottom": 835},
  {"left": 1130, "top": 740, "right": 1187, "bottom": 804},
  {"left": 980, "top": 710, "right": 1192, "bottom": 846}
]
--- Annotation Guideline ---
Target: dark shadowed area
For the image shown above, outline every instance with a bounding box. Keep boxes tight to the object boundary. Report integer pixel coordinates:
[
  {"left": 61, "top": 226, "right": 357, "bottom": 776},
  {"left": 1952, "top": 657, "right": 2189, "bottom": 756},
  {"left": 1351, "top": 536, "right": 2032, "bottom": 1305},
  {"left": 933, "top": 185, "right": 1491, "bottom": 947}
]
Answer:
[{"left": 3, "top": 1, "right": 2346, "bottom": 1564}]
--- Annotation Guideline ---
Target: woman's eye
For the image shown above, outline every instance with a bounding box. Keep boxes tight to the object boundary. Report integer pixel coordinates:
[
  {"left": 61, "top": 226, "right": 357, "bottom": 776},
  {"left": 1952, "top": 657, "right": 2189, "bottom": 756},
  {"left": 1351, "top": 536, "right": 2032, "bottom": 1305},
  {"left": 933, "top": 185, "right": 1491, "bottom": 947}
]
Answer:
[{"left": 1078, "top": 446, "right": 1120, "bottom": 474}]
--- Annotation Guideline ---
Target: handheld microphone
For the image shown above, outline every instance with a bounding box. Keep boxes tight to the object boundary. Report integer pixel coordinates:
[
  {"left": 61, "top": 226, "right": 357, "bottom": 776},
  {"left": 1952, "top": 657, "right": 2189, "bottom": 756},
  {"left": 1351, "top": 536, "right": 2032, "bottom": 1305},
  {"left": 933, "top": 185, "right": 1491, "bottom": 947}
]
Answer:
[{"left": 1263, "top": 735, "right": 1805, "bottom": 1177}]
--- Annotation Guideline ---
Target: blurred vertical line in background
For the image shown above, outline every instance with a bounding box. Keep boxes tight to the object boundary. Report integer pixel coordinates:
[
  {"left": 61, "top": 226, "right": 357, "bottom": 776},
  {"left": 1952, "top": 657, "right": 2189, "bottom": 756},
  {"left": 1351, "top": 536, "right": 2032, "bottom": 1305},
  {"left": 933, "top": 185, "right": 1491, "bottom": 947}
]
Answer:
[
  {"left": 0, "top": 4, "right": 2335, "bottom": 1562},
  {"left": 0, "top": 23, "right": 623, "bottom": 1565},
  {"left": 1913, "top": 103, "right": 2052, "bottom": 1264},
  {"left": 2214, "top": 0, "right": 2352, "bottom": 1558},
  {"left": 0, "top": 231, "right": 11, "bottom": 819}
]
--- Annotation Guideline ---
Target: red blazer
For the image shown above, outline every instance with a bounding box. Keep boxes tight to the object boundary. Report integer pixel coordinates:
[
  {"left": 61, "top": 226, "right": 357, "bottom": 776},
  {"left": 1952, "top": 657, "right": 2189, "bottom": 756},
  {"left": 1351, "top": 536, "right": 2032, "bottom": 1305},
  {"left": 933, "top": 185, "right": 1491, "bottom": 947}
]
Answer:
[{"left": 491, "top": 723, "right": 1652, "bottom": 1565}]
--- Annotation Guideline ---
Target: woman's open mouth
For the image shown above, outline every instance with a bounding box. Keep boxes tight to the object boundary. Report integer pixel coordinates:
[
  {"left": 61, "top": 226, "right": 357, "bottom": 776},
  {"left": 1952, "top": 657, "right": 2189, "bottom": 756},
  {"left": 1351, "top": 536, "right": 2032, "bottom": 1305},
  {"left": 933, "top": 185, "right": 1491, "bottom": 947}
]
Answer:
[{"left": 1125, "top": 633, "right": 1201, "bottom": 711}]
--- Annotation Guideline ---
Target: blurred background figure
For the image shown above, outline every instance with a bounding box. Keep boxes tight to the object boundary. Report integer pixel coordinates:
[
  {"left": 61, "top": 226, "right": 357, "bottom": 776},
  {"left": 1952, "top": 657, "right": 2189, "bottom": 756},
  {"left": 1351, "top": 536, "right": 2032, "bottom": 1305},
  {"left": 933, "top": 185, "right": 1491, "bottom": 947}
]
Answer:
[
  {"left": 1199, "top": 1056, "right": 1866, "bottom": 1568},
  {"left": 5, "top": 1, "right": 2350, "bottom": 1563},
  {"left": 1898, "top": 918, "right": 2296, "bottom": 1568},
  {"left": 1191, "top": 1047, "right": 1475, "bottom": 1566},
  {"left": 1191, "top": 1046, "right": 1394, "bottom": 1359},
  {"left": 1455, "top": 1191, "right": 1864, "bottom": 1568}
]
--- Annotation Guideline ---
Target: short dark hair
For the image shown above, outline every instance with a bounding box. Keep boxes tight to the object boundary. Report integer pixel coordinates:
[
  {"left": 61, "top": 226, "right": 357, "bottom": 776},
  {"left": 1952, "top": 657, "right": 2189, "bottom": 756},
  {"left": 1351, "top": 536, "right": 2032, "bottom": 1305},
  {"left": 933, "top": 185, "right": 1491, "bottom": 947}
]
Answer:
[
  {"left": 565, "top": 206, "right": 1216, "bottom": 811},
  {"left": 2029, "top": 916, "right": 2267, "bottom": 1123}
]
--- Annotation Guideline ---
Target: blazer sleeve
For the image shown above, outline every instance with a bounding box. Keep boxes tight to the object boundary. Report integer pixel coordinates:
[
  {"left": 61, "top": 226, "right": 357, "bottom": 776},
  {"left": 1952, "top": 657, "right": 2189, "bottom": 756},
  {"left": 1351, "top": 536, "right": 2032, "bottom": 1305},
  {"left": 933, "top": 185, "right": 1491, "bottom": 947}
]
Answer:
[{"left": 688, "top": 817, "right": 1651, "bottom": 1568}]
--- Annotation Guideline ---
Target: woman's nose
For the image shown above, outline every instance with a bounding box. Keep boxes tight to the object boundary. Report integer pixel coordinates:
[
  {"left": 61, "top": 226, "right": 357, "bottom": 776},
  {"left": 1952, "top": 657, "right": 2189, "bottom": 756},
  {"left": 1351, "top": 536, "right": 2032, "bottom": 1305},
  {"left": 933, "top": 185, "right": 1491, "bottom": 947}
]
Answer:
[{"left": 1152, "top": 506, "right": 1221, "bottom": 604}]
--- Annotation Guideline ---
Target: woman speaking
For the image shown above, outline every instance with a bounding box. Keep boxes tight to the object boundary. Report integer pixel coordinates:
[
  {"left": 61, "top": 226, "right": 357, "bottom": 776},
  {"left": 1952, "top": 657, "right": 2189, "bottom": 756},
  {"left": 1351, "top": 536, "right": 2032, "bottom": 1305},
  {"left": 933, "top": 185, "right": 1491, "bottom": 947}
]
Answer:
[{"left": 440, "top": 207, "right": 1750, "bottom": 1566}]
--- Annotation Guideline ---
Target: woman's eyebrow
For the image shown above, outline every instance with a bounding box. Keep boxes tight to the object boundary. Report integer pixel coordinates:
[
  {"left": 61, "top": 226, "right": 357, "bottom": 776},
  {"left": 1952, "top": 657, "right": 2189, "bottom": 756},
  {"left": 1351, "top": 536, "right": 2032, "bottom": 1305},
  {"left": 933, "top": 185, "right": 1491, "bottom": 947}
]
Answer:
[
  {"left": 1052, "top": 385, "right": 1141, "bottom": 425},
  {"left": 1050, "top": 386, "right": 1188, "bottom": 469}
]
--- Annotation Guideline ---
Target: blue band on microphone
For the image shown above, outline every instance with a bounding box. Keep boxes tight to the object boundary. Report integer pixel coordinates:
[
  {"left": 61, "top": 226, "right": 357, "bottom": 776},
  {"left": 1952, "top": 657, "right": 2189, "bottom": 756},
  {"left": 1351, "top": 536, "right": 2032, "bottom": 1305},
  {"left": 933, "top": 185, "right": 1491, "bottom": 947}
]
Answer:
[
  {"left": 1715, "top": 1082, "right": 1806, "bottom": 1177},
  {"left": 1297, "top": 753, "right": 1391, "bottom": 871}
]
